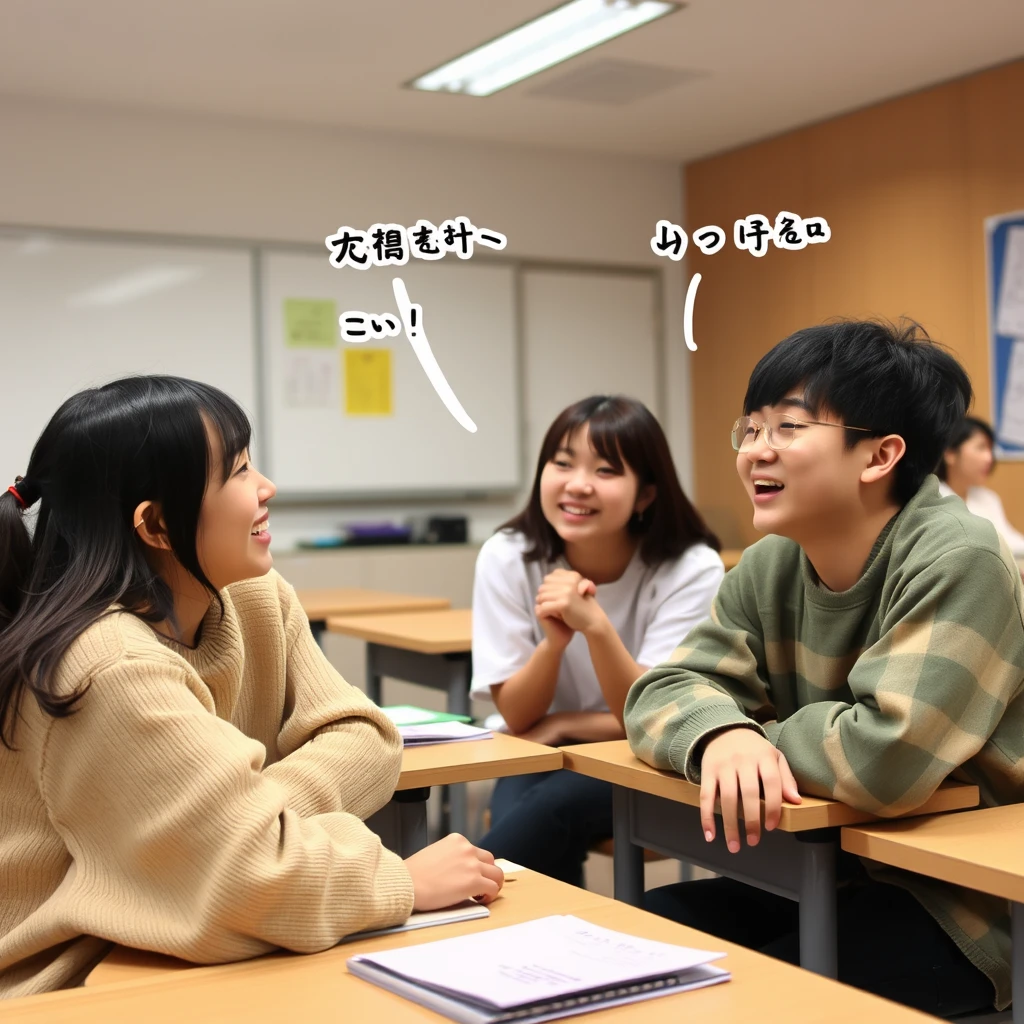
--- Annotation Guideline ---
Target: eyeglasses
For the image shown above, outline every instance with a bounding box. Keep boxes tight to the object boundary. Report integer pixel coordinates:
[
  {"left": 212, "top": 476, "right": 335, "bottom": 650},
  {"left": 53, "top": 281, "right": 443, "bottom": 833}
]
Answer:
[{"left": 730, "top": 413, "right": 873, "bottom": 452}]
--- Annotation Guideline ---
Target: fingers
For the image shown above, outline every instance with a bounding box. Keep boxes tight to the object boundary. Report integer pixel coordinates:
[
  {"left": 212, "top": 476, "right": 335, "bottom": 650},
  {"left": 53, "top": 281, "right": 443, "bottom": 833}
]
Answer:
[
  {"left": 739, "top": 763, "right": 764, "bottom": 847},
  {"left": 576, "top": 578, "right": 597, "bottom": 597},
  {"left": 699, "top": 775, "right": 718, "bottom": 843},
  {"left": 717, "top": 772, "right": 741, "bottom": 854},
  {"left": 474, "top": 846, "right": 496, "bottom": 865},
  {"left": 760, "top": 757, "right": 783, "bottom": 833},
  {"left": 778, "top": 752, "right": 803, "bottom": 804}
]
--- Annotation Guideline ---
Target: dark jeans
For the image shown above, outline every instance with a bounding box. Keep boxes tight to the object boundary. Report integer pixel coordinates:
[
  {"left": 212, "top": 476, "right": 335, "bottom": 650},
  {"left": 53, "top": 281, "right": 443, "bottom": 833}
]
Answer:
[
  {"left": 477, "top": 769, "right": 612, "bottom": 887},
  {"left": 644, "top": 873, "right": 995, "bottom": 1018}
]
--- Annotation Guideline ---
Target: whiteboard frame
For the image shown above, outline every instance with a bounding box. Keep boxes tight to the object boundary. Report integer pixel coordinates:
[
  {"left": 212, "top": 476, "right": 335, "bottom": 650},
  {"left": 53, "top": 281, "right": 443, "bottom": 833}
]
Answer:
[{"left": 2, "top": 224, "right": 666, "bottom": 504}]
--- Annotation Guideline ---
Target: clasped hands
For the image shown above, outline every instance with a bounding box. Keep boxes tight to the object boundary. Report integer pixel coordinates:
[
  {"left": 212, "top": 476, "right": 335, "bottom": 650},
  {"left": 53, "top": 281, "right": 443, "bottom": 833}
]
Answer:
[
  {"left": 534, "top": 568, "right": 604, "bottom": 648},
  {"left": 698, "top": 727, "right": 802, "bottom": 853}
]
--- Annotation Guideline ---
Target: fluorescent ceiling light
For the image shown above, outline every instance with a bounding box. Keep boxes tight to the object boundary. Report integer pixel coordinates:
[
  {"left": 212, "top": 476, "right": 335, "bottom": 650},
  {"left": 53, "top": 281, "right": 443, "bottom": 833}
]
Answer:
[
  {"left": 409, "top": 0, "right": 681, "bottom": 97},
  {"left": 67, "top": 265, "right": 203, "bottom": 307}
]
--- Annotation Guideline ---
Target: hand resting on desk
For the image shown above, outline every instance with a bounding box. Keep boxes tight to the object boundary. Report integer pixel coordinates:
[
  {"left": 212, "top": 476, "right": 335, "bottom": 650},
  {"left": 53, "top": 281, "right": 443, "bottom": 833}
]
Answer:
[
  {"left": 405, "top": 833, "right": 505, "bottom": 910},
  {"left": 698, "top": 728, "right": 802, "bottom": 853}
]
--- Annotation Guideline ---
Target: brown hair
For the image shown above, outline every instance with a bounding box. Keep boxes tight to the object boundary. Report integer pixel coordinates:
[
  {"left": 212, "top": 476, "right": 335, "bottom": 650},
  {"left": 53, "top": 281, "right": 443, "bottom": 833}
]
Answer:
[{"left": 501, "top": 395, "right": 719, "bottom": 565}]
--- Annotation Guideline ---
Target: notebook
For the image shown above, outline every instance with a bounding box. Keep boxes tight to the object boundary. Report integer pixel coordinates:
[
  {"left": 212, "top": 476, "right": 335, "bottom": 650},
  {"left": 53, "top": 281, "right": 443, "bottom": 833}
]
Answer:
[
  {"left": 341, "top": 900, "right": 490, "bottom": 943},
  {"left": 347, "top": 914, "right": 730, "bottom": 1024},
  {"left": 382, "top": 705, "right": 474, "bottom": 726},
  {"left": 399, "top": 722, "right": 493, "bottom": 746}
]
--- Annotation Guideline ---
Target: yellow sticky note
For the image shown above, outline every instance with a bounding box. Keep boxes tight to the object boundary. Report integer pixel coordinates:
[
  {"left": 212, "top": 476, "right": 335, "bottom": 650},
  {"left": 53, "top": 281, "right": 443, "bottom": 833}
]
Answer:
[
  {"left": 344, "top": 348, "right": 392, "bottom": 416},
  {"left": 284, "top": 298, "right": 337, "bottom": 348}
]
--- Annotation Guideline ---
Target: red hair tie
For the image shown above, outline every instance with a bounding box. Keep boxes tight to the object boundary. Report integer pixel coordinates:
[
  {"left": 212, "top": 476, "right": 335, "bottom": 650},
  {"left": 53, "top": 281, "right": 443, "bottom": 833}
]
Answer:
[{"left": 7, "top": 484, "right": 27, "bottom": 510}]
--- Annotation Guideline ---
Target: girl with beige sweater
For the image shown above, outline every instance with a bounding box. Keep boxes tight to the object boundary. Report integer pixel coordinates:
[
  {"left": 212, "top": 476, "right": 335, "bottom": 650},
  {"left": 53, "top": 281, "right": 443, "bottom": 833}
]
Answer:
[{"left": 0, "top": 375, "right": 502, "bottom": 999}]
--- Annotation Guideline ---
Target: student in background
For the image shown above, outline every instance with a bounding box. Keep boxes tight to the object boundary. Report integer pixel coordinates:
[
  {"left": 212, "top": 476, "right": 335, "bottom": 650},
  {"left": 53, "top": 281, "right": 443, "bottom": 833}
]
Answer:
[
  {"left": 625, "top": 321, "right": 1023, "bottom": 1018},
  {"left": 472, "top": 395, "right": 724, "bottom": 885},
  {"left": 938, "top": 415, "right": 1024, "bottom": 557},
  {"left": 0, "top": 375, "right": 502, "bottom": 999}
]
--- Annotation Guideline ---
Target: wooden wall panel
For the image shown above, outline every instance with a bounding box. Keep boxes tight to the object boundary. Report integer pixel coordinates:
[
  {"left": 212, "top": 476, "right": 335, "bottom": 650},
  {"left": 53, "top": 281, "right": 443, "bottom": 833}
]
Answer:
[{"left": 687, "top": 59, "right": 1024, "bottom": 548}]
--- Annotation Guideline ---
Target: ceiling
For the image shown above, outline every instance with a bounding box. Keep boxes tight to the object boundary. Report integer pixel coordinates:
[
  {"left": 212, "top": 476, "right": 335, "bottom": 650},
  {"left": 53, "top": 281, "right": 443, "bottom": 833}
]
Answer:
[{"left": 1, "top": 0, "right": 1022, "bottom": 161}]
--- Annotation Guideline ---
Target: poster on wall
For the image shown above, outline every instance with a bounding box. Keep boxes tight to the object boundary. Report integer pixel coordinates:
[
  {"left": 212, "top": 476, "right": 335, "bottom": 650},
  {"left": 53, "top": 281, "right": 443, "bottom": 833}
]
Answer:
[{"left": 987, "top": 211, "right": 1024, "bottom": 459}]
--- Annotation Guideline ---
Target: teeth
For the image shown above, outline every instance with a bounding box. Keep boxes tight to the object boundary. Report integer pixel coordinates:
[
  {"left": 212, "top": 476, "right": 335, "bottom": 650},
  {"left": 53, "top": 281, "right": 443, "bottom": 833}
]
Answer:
[
  {"left": 251, "top": 519, "right": 269, "bottom": 535},
  {"left": 562, "top": 505, "right": 594, "bottom": 515},
  {"left": 754, "top": 481, "right": 783, "bottom": 490}
]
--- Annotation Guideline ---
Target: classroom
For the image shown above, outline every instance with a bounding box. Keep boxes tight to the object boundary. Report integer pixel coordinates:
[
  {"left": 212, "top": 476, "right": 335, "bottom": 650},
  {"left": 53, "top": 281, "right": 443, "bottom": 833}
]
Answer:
[{"left": 2, "top": 2, "right": 1024, "bottom": 1022}]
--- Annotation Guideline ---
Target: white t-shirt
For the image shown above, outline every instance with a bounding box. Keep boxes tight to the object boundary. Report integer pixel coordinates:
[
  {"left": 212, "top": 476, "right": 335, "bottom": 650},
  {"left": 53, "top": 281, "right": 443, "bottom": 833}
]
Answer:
[
  {"left": 470, "top": 530, "right": 725, "bottom": 714},
  {"left": 938, "top": 481, "right": 1024, "bottom": 557}
]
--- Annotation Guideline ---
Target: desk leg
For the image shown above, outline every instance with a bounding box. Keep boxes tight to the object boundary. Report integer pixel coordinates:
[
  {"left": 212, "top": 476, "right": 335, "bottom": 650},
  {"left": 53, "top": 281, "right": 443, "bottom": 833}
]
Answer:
[
  {"left": 612, "top": 786, "right": 644, "bottom": 907},
  {"left": 366, "top": 788, "right": 430, "bottom": 859},
  {"left": 796, "top": 830, "right": 838, "bottom": 978},
  {"left": 443, "top": 655, "right": 472, "bottom": 839},
  {"left": 1013, "top": 901, "right": 1023, "bottom": 1024},
  {"left": 310, "top": 620, "right": 326, "bottom": 650},
  {"left": 366, "top": 644, "right": 383, "bottom": 706}
]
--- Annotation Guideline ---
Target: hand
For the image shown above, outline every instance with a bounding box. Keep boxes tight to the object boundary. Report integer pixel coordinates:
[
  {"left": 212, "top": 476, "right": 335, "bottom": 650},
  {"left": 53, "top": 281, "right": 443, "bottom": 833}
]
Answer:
[
  {"left": 535, "top": 569, "right": 602, "bottom": 636},
  {"left": 405, "top": 833, "right": 505, "bottom": 911},
  {"left": 698, "top": 728, "right": 801, "bottom": 853},
  {"left": 537, "top": 612, "right": 574, "bottom": 651}
]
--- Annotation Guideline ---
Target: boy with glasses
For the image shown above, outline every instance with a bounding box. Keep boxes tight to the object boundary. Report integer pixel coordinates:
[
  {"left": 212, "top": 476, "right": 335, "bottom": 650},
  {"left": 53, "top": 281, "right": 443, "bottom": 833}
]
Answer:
[{"left": 624, "top": 319, "right": 1024, "bottom": 1017}]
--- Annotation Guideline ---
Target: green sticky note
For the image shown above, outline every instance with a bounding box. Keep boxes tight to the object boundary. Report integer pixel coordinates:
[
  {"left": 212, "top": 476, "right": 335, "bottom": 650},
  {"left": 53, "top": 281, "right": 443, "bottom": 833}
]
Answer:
[{"left": 284, "top": 298, "right": 337, "bottom": 348}]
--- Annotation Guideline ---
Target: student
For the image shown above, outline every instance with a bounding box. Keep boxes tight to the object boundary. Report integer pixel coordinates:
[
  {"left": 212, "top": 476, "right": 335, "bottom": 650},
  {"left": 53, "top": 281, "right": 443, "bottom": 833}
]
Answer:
[
  {"left": 0, "top": 375, "right": 503, "bottom": 999},
  {"left": 624, "top": 320, "right": 1024, "bottom": 1018},
  {"left": 471, "top": 395, "right": 724, "bottom": 885},
  {"left": 938, "top": 415, "right": 1024, "bottom": 557}
]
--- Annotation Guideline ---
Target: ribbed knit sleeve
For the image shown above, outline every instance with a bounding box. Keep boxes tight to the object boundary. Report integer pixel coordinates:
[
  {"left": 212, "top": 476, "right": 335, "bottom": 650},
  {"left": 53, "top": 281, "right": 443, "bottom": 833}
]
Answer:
[
  {"left": 34, "top": 653, "right": 414, "bottom": 964},
  {"left": 258, "top": 575, "right": 404, "bottom": 821}
]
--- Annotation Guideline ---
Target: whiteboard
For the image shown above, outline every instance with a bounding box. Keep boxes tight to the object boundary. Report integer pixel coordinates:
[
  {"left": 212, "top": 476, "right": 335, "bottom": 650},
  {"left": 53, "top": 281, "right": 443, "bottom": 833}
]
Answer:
[
  {"left": 0, "top": 230, "right": 257, "bottom": 484},
  {"left": 521, "top": 267, "right": 660, "bottom": 470},
  {"left": 260, "top": 250, "right": 520, "bottom": 496}
]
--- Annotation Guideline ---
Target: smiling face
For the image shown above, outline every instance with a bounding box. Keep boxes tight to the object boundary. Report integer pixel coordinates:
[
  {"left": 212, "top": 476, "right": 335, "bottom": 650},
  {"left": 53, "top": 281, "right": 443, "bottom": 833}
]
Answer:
[
  {"left": 736, "top": 395, "right": 874, "bottom": 543},
  {"left": 539, "top": 424, "right": 650, "bottom": 548},
  {"left": 195, "top": 431, "right": 277, "bottom": 590}
]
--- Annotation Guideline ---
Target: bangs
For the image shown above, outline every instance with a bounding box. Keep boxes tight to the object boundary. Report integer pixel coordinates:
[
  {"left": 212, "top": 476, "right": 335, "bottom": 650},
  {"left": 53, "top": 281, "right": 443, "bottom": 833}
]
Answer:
[
  {"left": 577, "top": 409, "right": 627, "bottom": 473},
  {"left": 195, "top": 385, "right": 252, "bottom": 483},
  {"left": 743, "top": 328, "right": 832, "bottom": 417}
]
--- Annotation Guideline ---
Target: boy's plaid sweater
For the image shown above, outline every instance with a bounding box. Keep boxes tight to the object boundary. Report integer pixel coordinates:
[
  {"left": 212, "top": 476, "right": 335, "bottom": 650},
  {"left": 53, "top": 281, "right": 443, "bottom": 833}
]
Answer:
[{"left": 625, "top": 476, "right": 1024, "bottom": 1010}]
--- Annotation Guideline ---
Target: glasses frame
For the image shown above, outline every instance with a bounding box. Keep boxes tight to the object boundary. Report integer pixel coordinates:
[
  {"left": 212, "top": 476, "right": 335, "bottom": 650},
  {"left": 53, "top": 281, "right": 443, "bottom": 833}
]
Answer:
[{"left": 731, "top": 414, "right": 874, "bottom": 452}]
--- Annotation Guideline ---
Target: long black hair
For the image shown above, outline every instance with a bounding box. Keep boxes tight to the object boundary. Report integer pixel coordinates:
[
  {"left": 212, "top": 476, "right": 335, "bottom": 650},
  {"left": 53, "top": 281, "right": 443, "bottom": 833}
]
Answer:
[
  {"left": 0, "top": 375, "right": 251, "bottom": 748},
  {"left": 502, "top": 395, "right": 720, "bottom": 565}
]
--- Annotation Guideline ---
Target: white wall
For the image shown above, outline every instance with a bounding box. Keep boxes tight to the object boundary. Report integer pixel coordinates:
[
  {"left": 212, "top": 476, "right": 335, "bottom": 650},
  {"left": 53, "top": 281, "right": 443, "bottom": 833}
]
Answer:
[{"left": 0, "top": 95, "right": 694, "bottom": 546}]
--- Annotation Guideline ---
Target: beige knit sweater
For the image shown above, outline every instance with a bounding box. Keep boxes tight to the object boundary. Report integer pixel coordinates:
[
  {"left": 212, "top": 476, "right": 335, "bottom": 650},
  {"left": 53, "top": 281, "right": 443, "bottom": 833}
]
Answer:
[{"left": 0, "top": 570, "right": 415, "bottom": 999}]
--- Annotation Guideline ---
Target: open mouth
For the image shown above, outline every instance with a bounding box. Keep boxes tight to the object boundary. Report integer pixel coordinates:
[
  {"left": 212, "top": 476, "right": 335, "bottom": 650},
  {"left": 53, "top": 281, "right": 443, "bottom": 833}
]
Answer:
[
  {"left": 752, "top": 480, "right": 784, "bottom": 497},
  {"left": 560, "top": 503, "right": 596, "bottom": 517},
  {"left": 251, "top": 518, "right": 270, "bottom": 537}
]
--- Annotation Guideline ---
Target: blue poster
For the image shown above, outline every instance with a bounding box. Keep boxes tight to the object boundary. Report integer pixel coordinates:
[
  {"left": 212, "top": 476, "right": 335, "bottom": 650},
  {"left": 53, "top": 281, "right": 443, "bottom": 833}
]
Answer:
[{"left": 987, "top": 211, "right": 1024, "bottom": 459}]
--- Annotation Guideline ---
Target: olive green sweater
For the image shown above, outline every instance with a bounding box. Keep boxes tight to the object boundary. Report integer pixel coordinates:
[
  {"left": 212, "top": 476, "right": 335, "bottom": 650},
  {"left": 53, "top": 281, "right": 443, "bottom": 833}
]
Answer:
[{"left": 626, "top": 477, "right": 1024, "bottom": 1010}]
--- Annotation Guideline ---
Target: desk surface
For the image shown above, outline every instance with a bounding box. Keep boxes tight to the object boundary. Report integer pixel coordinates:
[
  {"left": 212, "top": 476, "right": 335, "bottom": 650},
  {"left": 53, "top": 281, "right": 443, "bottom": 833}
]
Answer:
[
  {"left": 843, "top": 802, "right": 1024, "bottom": 903},
  {"left": 327, "top": 608, "right": 472, "bottom": 654},
  {"left": 297, "top": 588, "right": 450, "bottom": 620},
  {"left": 43, "top": 872, "right": 937, "bottom": 1023},
  {"left": 562, "top": 740, "right": 980, "bottom": 831},
  {"left": 397, "top": 733, "right": 561, "bottom": 790}
]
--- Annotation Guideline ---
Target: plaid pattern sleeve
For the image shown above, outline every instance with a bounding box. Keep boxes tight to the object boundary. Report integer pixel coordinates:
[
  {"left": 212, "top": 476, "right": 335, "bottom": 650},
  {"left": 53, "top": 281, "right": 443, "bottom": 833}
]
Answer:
[
  {"left": 771, "top": 546, "right": 1024, "bottom": 815},
  {"left": 624, "top": 567, "right": 777, "bottom": 782}
]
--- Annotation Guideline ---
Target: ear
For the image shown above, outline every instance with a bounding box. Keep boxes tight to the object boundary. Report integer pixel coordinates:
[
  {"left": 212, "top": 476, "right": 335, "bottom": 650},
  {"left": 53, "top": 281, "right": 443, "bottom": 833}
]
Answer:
[
  {"left": 943, "top": 448, "right": 957, "bottom": 469},
  {"left": 133, "top": 500, "right": 172, "bottom": 551},
  {"left": 635, "top": 484, "right": 657, "bottom": 514},
  {"left": 860, "top": 435, "right": 906, "bottom": 486}
]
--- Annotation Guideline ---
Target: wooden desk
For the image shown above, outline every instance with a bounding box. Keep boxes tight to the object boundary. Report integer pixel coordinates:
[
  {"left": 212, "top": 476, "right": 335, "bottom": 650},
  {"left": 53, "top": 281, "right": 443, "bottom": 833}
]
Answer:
[
  {"left": 720, "top": 548, "right": 743, "bottom": 570},
  {"left": 844, "top": 804, "right": 1024, "bottom": 1024},
  {"left": 328, "top": 609, "right": 475, "bottom": 834},
  {"left": 563, "top": 740, "right": 980, "bottom": 979},
  {"left": 296, "top": 588, "right": 450, "bottom": 648},
  {"left": 27, "top": 872, "right": 936, "bottom": 1022},
  {"left": 367, "top": 735, "right": 562, "bottom": 856}
]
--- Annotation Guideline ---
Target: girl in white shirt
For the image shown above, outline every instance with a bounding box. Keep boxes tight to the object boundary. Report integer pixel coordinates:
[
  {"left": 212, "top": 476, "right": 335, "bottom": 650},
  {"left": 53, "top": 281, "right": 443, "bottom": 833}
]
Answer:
[
  {"left": 472, "top": 395, "right": 724, "bottom": 884},
  {"left": 938, "top": 416, "right": 1024, "bottom": 557}
]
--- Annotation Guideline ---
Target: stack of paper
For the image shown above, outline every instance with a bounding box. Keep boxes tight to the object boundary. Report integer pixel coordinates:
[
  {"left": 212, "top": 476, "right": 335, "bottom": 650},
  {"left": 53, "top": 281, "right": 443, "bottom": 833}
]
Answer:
[
  {"left": 399, "top": 722, "right": 492, "bottom": 746},
  {"left": 347, "top": 914, "right": 729, "bottom": 1024}
]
